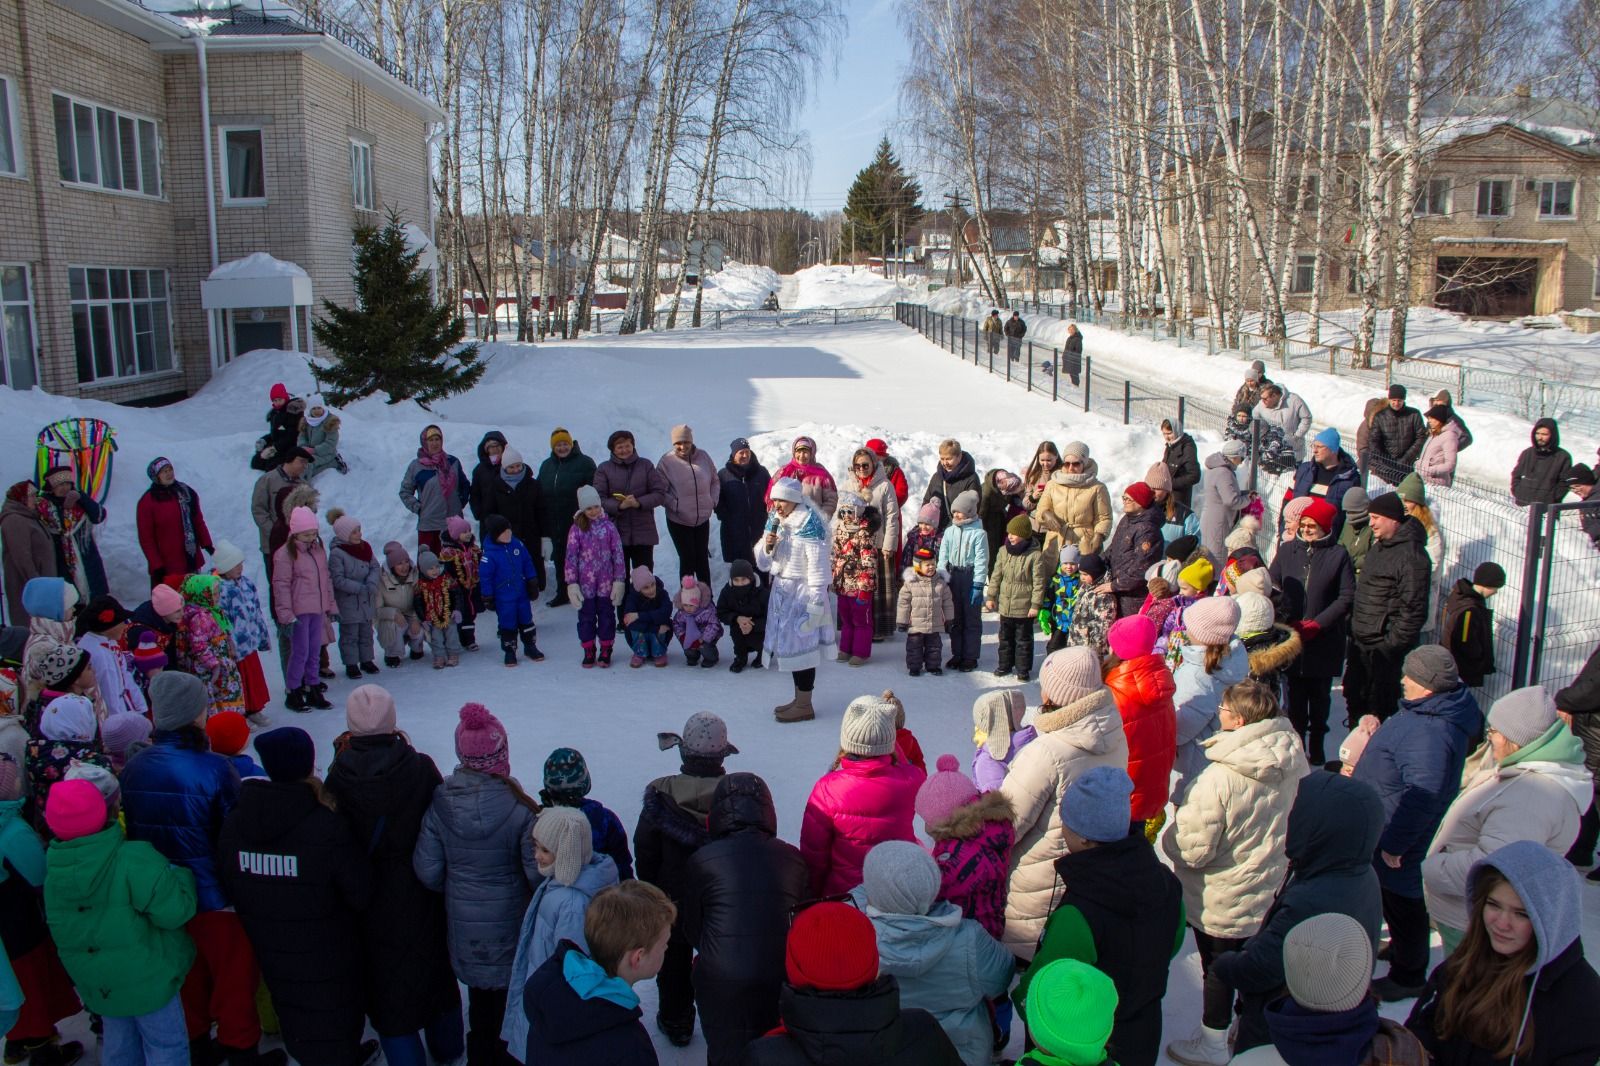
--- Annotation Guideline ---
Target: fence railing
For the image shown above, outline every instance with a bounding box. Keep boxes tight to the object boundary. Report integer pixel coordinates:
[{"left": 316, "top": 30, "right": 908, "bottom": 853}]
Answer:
[
  {"left": 588, "top": 304, "right": 896, "bottom": 334},
  {"left": 1002, "top": 297, "right": 1600, "bottom": 437}
]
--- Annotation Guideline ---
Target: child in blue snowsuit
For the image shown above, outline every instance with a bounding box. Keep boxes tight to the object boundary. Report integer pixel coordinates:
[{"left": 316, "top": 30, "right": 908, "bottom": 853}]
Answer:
[
  {"left": 480, "top": 514, "right": 543, "bottom": 666},
  {"left": 620, "top": 566, "right": 673, "bottom": 667}
]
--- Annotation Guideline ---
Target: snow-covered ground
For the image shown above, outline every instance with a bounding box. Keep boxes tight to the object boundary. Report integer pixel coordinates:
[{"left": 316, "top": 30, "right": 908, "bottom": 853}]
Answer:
[
  {"left": 785, "top": 263, "right": 927, "bottom": 309},
  {"left": 658, "top": 260, "right": 780, "bottom": 312},
  {"left": 6, "top": 319, "right": 1597, "bottom": 1063}
]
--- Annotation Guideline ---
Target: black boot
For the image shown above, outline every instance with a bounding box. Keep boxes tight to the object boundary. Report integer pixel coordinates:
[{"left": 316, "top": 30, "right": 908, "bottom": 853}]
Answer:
[
  {"left": 408, "top": 648, "right": 425, "bottom": 660},
  {"left": 305, "top": 686, "right": 333, "bottom": 711},
  {"left": 284, "top": 687, "right": 308, "bottom": 713},
  {"left": 730, "top": 651, "right": 747, "bottom": 674},
  {"left": 384, "top": 655, "right": 401, "bottom": 668},
  {"left": 700, "top": 644, "right": 719, "bottom": 668},
  {"left": 685, "top": 648, "right": 701, "bottom": 666},
  {"left": 751, "top": 652, "right": 763, "bottom": 669},
  {"left": 189, "top": 1038, "right": 224, "bottom": 1066},
  {"left": 9, "top": 1041, "right": 83, "bottom": 1066},
  {"left": 1567, "top": 800, "right": 1599, "bottom": 866},
  {"left": 345, "top": 664, "right": 362, "bottom": 680},
  {"left": 500, "top": 630, "right": 518, "bottom": 667},
  {"left": 224, "top": 1045, "right": 287, "bottom": 1066},
  {"left": 547, "top": 586, "right": 568, "bottom": 608},
  {"left": 520, "top": 626, "right": 545, "bottom": 662},
  {"left": 459, "top": 623, "right": 477, "bottom": 651},
  {"left": 360, "top": 660, "right": 380, "bottom": 674}
]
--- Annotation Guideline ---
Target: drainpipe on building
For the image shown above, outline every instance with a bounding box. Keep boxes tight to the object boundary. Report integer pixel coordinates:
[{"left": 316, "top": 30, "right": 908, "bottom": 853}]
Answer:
[{"left": 195, "top": 32, "right": 221, "bottom": 367}]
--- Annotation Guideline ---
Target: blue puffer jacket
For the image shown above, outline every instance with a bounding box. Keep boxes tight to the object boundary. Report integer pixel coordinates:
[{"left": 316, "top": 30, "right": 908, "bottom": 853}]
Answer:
[
  {"left": 620, "top": 579, "right": 672, "bottom": 633},
  {"left": 1352, "top": 684, "right": 1481, "bottom": 897},
  {"left": 479, "top": 538, "right": 537, "bottom": 613},
  {"left": 413, "top": 769, "right": 542, "bottom": 989},
  {"left": 120, "top": 730, "right": 243, "bottom": 912},
  {"left": 1170, "top": 641, "right": 1251, "bottom": 805}
]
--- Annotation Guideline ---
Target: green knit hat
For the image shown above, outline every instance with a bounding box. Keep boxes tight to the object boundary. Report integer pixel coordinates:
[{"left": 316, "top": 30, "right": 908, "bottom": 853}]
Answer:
[
  {"left": 1025, "top": 959, "right": 1117, "bottom": 1064},
  {"left": 1395, "top": 472, "right": 1426, "bottom": 506}
]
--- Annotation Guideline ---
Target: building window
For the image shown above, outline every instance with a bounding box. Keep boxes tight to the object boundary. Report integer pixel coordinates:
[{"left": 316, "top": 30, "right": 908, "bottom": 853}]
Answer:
[
  {"left": 1415, "top": 178, "right": 1450, "bottom": 216},
  {"left": 350, "top": 140, "right": 375, "bottom": 211},
  {"left": 69, "top": 266, "right": 174, "bottom": 383},
  {"left": 51, "top": 93, "right": 160, "bottom": 197},
  {"left": 1475, "top": 179, "right": 1510, "bottom": 218},
  {"left": 1593, "top": 259, "right": 1600, "bottom": 299},
  {"left": 1538, "top": 179, "right": 1575, "bottom": 219},
  {"left": 0, "top": 76, "right": 20, "bottom": 177},
  {"left": 220, "top": 128, "right": 265, "bottom": 203},
  {"left": 1346, "top": 257, "right": 1360, "bottom": 294},
  {"left": 1291, "top": 254, "right": 1316, "bottom": 294},
  {"left": 0, "top": 265, "right": 37, "bottom": 389}
]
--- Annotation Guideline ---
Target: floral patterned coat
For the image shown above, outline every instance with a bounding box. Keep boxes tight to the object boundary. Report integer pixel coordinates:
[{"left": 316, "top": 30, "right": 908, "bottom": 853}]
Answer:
[
  {"left": 217, "top": 574, "right": 271, "bottom": 655},
  {"left": 172, "top": 604, "right": 244, "bottom": 715}
]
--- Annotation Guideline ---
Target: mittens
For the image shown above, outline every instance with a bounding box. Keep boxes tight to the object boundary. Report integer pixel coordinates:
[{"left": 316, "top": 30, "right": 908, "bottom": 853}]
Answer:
[{"left": 610, "top": 581, "right": 626, "bottom": 607}]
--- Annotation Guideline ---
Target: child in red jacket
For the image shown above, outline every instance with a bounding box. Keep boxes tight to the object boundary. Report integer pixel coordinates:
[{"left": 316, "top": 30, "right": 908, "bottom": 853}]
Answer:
[{"left": 1103, "top": 614, "right": 1178, "bottom": 837}]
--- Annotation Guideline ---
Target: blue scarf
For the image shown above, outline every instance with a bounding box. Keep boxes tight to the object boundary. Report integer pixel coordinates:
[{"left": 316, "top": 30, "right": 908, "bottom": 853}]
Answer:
[{"left": 562, "top": 949, "right": 638, "bottom": 1010}]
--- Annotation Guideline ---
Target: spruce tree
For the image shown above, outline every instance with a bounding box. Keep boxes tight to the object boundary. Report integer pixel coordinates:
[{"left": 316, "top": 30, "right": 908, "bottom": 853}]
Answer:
[
  {"left": 843, "top": 137, "right": 925, "bottom": 258},
  {"left": 313, "top": 213, "right": 483, "bottom": 408}
]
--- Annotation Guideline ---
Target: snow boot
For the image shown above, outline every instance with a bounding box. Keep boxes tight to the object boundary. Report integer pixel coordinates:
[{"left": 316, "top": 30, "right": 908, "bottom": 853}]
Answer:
[
  {"left": 360, "top": 661, "right": 379, "bottom": 674},
  {"left": 775, "top": 689, "right": 815, "bottom": 724},
  {"left": 653, "top": 655, "right": 669, "bottom": 667},
  {"left": 836, "top": 650, "right": 850, "bottom": 663},
  {"left": 384, "top": 656, "right": 401, "bottom": 669},
  {"left": 459, "top": 623, "right": 477, "bottom": 651},
  {"left": 520, "top": 626, "right": 544, "bottom": 662},
  {"left": 547, "top": 589, "right": 568, "bottom": 608},
  {"left": 10, "top": 1040, "right": 83, "bottom": 1066},
  {"left": 345, "top": 664, "right": 362, "bottom": 680},
  {"left": 848, "top": 655, "right": 867, "bottom": 667},
  {"left": 1166, "top": 1026, "right": 1231, "bottom": 1066},
  {"left": 598, "top": 642, "right": 614, "bottom": 668},
  {"left": 433, "top": 658, "right": 447, "bottom": 670},
  {"left": 581, "top": 642, "right": 597, "bottom": 669},
  {"left": 654, "top": 1017, "right": 693, "bottom": 1049},
  {"left": 284, "top": 687, "right": 308, "bottom": 713},
  {"left": 730, "top": 651, "right": 747, "bottom": 674},
  {"left": 245, "top": 710, "right": 273, "bottom": 730},
  {"left": 500, "top": 630, "right": 518, "bottom": 667},
  {"left": 685, "top": 648, "right": 701, "bottom": 667},
  {"left": 751, "top": 652, "right": 763, "bottom": 669},
  {"left": 409, "top": 648, "right": 425, "bottom": 661},
  {"left": 445, "top": 654, "right": 460, "bottom": 668},
  {"left": 700, "top": 644, "right": 718, "bottom": 668},
  {"left": 305, "top": 686, "right": 333, "bottom": 711},
  {"left": 630, "top": 653, "right": 645, "bottom": 668}
]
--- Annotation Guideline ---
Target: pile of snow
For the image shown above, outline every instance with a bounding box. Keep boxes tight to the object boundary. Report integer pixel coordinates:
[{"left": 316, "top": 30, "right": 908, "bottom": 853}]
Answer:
[
  {"left": 786, "top": 263, "right": 926, "bottom": 309},
  {"left": 658, "top": 260, "right": 781, "bottom": 312},
  {"left": 207, "top": 253, "right": 308, "bottom": 281}
]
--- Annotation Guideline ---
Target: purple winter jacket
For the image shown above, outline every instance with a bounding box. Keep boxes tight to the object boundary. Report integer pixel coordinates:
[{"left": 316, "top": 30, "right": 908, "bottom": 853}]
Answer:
[
  {"left": 564, "top": 516, "right": 626, "bottom": 597},
  {"left": 593, "top": 456, "right": 667, "bottom": 547},
  {"left": 971, "top": 724, "right": 1038, "bottom": 793}
]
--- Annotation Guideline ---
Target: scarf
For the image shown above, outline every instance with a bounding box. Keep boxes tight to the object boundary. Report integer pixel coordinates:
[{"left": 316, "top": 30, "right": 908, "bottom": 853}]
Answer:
[
  {"left": 1005, "top": 539, "right": 1031, "bottom": 556},
  {"left": 182, "top": 575, "right": 232, "bottom": 635},
  {"left": 415, "top": 448, "right": 458, "bottom": 500},
  {"left": 35, "top": 495, "right": 81, "bottom": 572},
  {"left": 500, "top": 464, "right": 527, "bottom": 488},
  {"left": 336, "top": 540, "right": 374, "bottom": 563},
  {"left": 150, "top": 479, "right": 199, "bottom": 559}
]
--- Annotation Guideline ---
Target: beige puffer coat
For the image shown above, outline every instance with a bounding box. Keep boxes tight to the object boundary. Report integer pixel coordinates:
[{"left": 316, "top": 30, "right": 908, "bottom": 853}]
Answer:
[
  {"left": 376, "top": 565, "right": 419, "bottom": 649},
  {"left": 841, "top": 464, "right": 902, "bottom": 555},
  {"left": 896, "top": 567, "right": 956, "bottom": 635},
  {"left": 1032, "top": 465, "right": 1113, "bottom": 557},
  {"left": 987, "top": 542, "right": 1047, "bottom": 618},
  {"left": 999, "top": 691, "right": 1130, "bottom": 957},
  {"left": 1161, "top": 716, "right": 1310, "bottom": 938}
]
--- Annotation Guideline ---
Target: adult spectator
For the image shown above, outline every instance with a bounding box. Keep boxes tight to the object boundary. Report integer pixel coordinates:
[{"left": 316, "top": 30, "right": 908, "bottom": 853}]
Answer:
[
  {"left": 1429, "top": 389, "right": 1475, "bottom": 451},
  {"left": 1198, "top": 441, "right": 1249, "bottom": 561},
  {"left": 36, "top": 466, "right": 107, "bottom": 600},
  {"left": 1351, "top": 645, "right": 1480, "bottom": 1001},
  {"left": 1423, "top": 685, "right": 1588, "bottom": 956},
  {"left": 1268, "top": 497, "right": 1355, "bottom": 764},
  {"left": 1343, "top": 492, "right": 1430, "bottom": 723},
  {"left": 1233, "top": 361, "right": 1272, "bottom": 410},
  {"left": 1354, "top": 397, "right": 1386, "bottom": 483},
  {"left": 297, "top": 394, "right": 343, "bottom": 480},
  {"left": 467, "top": 431, "right": 507, "bottom": 522},
  {"left": 400, "top": 425, "right": 470, "bottom": 554},
  {"left": 482, "top": 445, "right": 545, "bottom": 590},
  {"left": 592, "top": 429, "right": 667, "bottom": 573},
  {"left": 658, "top": 425, "right": 720, "bottom": 587},
  {"left": 1510, "top": 417, "right": 1572, "bottom": 505},
  {"left": 768, "top": 436, "right": 837, "bottom": 519},
  {"left": 1161, "top": 418, "right": 1201, "bottom": 509},
  {"left": 250, "top": 447, "right": 310, "bottom": 575},
  {"left": 136, "top": 458, "right": 214, "bottom": 586},
  {"left": 536, "top": 428, "right": 595, "bottom": 607},
  {"left": 250, "top": 384, "right": 303, "bottom": 472},
  {"left": 1062, "top": 323, "right": 1084, "bottom": 387},
  {"left": 120, "top": 673, "right": 274, "bottom": 1066},
  {"left": 1253, "top": 383, "right": 1313, "bottom": 462},
  {"left": 1004, "top": 310, "right": 1027, "bottom": 361},
  {"left": 1021, "top": 441, "right": 1062, "bottom": 513},
  {"left": 1564, "top": 464, "right": 1600, "bottom": 549},
  {"left": 1367, "top": 385, "right": 1425, "bottom": 486},
  {"left": 1337, "top": 487, "right": 1373, "bottom": 577},
  {"left": 981, "top": 309, "right": 1002, "bottom": 357},
  {"left": 1557, "top": 642, "right": 1600, "bottom": 882},
  {"left": 1033, "top": 441, "right": 1113, "bottom": 559},
  {"left": 1147, "top": 463, "right": 1200, "bottom": 547},
  {"left": 921, "top": 439, "right": 980, "bottom": 531},
  {"left": 1289, "top": 429, "right": 1358, "bottom": 538},
  {"left": 978, "top": 467, "right": 1023, "bottom": 575},
  {"left": 1394, "top": 474, "right": 1446, "bottom": 638},
  {"left": 1418, "top": 405, "right": 1464, "bottom": 488},
  {"left": 714, "top": 437, "right": 770, "bottom": 575},
  {"left": 2, "top": 481, "right": 57, "bottom": 624},
  {"left": 846, "top": 447, "right": 902, "bottom": 639},
  {"left": 863, "top": 438, "right": 909, "bottom": 508}
]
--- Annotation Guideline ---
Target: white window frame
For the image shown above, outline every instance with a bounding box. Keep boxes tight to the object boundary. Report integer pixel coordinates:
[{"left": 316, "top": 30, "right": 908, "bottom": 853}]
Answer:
[
  {"left": 0, "top": 75, "right": 22, "bottom": 178},
  {"left": 1537, "top": 178, "right": 1576, "bottom": 220},
  {"left": 1291, "top": 253, "right": 1316, "bottom": 295},
  {"left": 0, "top": 264, "right": 39, "bottom": 389},
  {"left": 350, "top": 139, "right": 375, "bottom": 212},
  {"left": 1475, "top": 178, "right": 1512, "bottom": 219},
  {"left": 68, "top": 265, "right": 177, "bottom": 384},
  {"left": 1415, "top": 177, "right": 1451, "bottom": 217},
  {"left": 218, "top": 126, "right": 267, "bottom": 205},
  {"left": 51, "top": 92, "right": 161, "bottom": 198}
]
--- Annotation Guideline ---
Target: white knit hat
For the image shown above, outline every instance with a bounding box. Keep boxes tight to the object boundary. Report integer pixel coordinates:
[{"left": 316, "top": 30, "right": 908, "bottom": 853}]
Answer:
[
  {"left": 1282, "top": 913, "right": 1374, "bottom": 1014},
  {"left": 862, "top": 841, "right": 941, "bottom": 916},
  {"left": 840, "top": 694, "right": 898, "bottom": 757},
  {"left": 533, "top": 806, "right": 593, "bottom": 886},
  {"left": 770, "top": 477, "right": 804, "bottom": 504},
  {"left": 500, "top": 445, "right": 525, "bottom": 468},
  {"left": 1234, "top": 591, "right": 1275, "bottom": 637},
  {"left": 1039, "top": 647, "right": 1103, "bottom": 708},
  {"left": 1183, "top": 596, "right": 1241, "bottom": 646},
  {"left": 575, "top": 484, "right": 602, "bottom": 512},
  {"left": 208, "top": 539, "right": 246, "bottom": 575}
]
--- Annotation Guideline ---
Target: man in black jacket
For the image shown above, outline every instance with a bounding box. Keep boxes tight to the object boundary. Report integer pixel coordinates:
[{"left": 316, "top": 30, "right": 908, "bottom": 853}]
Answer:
[
  {"left": 1063, "top": 323, "right": 1084, "bottom": 386},
  {"left": 1511, "top": 418, "right": 1573, "bottom": 505},
  {"left": 1004, "top": 311, "right": 1027, "bottom": 361},
  {"left": 1368, "top": 385, "right": 1426, "bottom": 486},
  {"left": 1558, "top": 642, "right": 1600, "bottom": 879},
  {"left": 1565, "top": 464, "right": 1600, "bottom": 549},
  {"left": 1342, "top": 492, "right": 1431, "bottom": 723}
]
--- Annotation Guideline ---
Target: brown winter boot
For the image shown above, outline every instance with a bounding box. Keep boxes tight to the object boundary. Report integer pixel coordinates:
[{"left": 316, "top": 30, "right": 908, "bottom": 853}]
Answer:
[{"left": 776, "top": 689, "right": 815, "bottom": 723}]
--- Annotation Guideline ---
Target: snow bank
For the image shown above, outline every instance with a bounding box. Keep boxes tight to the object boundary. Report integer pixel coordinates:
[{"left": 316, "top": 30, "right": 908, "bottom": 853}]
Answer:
[
  {"left": 657, "top": 260, "right": 781, "bottom": 311},
  {"left": 787, "top": 263, "right": 926, "bottom": 309}
]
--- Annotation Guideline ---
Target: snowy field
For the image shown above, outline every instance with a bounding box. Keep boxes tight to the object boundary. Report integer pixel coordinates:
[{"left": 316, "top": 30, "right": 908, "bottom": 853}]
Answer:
[{"left": 5, "top": 319, "right": 1598, "bottom": 1062}]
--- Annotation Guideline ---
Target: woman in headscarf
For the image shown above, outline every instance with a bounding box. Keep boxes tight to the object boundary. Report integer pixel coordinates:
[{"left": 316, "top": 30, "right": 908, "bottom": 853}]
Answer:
[
  {"left": 1, "top": 481, "right": 57, "bottom": 624},
  {"left": 36, "top": 466, "right": 107, "bottom": 599},
  {"left": 400, "top": 425, "right": 469, "bottom": 554},
  {"left": 136, "top": 457, "right": 214, "bottom": 586}
]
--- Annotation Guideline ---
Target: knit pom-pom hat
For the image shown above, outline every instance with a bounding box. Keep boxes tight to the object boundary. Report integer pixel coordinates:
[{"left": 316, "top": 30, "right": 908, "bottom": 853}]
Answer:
[
  {"left": 455, "top": 702, "right": 510, "bottom": 778},
  {"left": 1039, "top": 647, "right": 1104, "bottom": 709},
  {"left": 1182, "top": 596, "right": 1242, "bottom": 646},
  {"left": 383, "top": 541, "right": 411, "bottom": 569},
  {"left": 533, "top": 806, "right": 593, "bottom": 886},
  {"left": 331, "top": 512, "right": 361, "bottom": 543},
  {"left": 915, "top": 754, "right": 980, "bottom": 829}
]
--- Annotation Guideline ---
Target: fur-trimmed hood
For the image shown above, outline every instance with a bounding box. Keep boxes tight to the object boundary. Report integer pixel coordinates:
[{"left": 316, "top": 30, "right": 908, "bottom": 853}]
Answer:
[
  {"left": 1245, "top": 624, "right": 1303, "bottom": 676},
  {"left": 927, "top": 788, "right": 1013, "bottom": 841},
  {"left": 278, "top": 482, "right": 320, "bottom": 520},
  {"left": 1032, "top": 687, "right": 1112, "bottom": 734}
]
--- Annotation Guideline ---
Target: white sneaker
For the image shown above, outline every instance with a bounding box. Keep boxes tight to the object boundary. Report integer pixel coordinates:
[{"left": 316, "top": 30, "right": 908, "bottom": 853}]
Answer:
[
  {"left": 1166, "top": 1025, "right": 1231, "bottom": 1066},
  {"left": 246, "top": 711, "right": 274, "bottom": 730}
]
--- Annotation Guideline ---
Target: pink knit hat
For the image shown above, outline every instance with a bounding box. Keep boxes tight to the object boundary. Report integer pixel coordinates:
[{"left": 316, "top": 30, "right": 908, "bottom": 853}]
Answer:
[
  {"left": 915, "top": 754, "right": 980, "bottom": 828},
  {"left": 1183, "top": 596, "right": 1242, "bottom": 646},
  {"left": 288, "top": 506, "right": 318, "bottom": 536},
  {"left": 1107, "top": 615, "right": 1158, "bottom": 661},
  {"left": 151, "top": 583, "right": 184, "bottom": 618},
  {"left": 1280, "top": 497, "right": 1313, "bottom": 544},
  {"left": 917, "top": 501, "right": 941, "bottom": 526},
  {"left": 332, "top": 513, "right": 361, "bottom": 542},
  {"left": 630, "top": 566, "right": 655, "bottom": 593},
  {"left": 446, "top": 516, "right": 473, "bottom": 541},
  {"left": 1039, "top": 647, "right": 1104, "bottom": 707},
  {"left": 383, "top": 541, "right": 411, "bottom": 569},
  {"left": 679, "top": 576, "right": 702, "bottom": 607},
  {"left": 455, "top": 702, "right": 510, "bottom": 777},
  {"left": 346, "top": 684, "right": 397, "bottom": 736},
  {"left": 44, "top": 779, "right": 107, "bottom": 841},
  {"left": 1338, "top": 715, "right": 1381, "bottom": 773}
]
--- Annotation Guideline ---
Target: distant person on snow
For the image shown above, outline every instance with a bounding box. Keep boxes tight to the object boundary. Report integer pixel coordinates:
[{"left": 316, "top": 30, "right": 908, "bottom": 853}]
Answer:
[
  {"left": 982, "top": 310, "right": 1002, "bottom": 356},
  {"left": 1063, "top": 323, "right": 1084, "bottom": 387},
  {"left": 1004, "top": 311, "right": 1027, "bottom": 362},
  {"left": 762, "top": 292, "right": 779, "bottom": 311}
]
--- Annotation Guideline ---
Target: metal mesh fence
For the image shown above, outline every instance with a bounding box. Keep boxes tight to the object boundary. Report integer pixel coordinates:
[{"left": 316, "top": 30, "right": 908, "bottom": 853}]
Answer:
[{"left": 587, "top": 304, "right": 895, "bottom": 334}]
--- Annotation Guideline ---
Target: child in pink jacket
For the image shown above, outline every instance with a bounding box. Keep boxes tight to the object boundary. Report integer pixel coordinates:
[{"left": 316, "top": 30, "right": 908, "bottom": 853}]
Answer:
[
  {"left": 270, "top": 506, "right": 335, "bottom": 710},
  {"left": 916, "top": 755, "right": 1016, "bottom": 939},
  {"left": 800, "top": 694, "right": 926, "bottom": 895}
]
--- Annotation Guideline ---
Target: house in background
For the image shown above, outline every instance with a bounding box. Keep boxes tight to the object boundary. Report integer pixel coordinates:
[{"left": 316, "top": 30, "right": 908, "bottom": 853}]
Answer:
[{"left": 0, "top": 0, "right": 440, "bottom": 401}]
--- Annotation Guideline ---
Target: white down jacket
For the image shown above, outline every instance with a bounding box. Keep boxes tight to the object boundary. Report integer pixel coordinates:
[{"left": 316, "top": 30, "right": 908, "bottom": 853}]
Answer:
[{"left": 1162, "top": 716, "right": 1310, "bottom": 939}]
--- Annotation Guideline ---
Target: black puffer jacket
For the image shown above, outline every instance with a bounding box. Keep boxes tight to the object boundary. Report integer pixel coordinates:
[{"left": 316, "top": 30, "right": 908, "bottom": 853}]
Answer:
[
  {"left": 468, "top": 431, "right": 508, "bottom": 521},
  {"left": 253, "top": 400, "right": 305, "bottom": 471},
  {"left": 1269, "top": 536, "right": 1356, "bottom": 678},
  {"left": 741, "top": 978, "right": 963, "bottom": 1066},
  {"left": 683, "top": 774, "right": 808, "bottom": 986},
  {"left": 1368, "top": 403, "right": 1426, "bottom": 483},
  {"left": 324, "top": 734, "right": 456, "bottom": 1036},
  {"left": 1441, "top": 579, "right": 1496, "bottom": 687},
  {"left": 634, "top": 766, "right": 720, "bottom": 906},
  {"left": 1510, "top": 418, "right": 1573, "bottom": 506},
  {"left": 1164, "top": 432, "right": 1201, "bottom": 508},
  {"left": 482, "top": 471, "right": 544, "bottom": 570},
  {"left": 716, "top": 457, "right": 773, "bottom": 566},
  {"left": 716, "top": 581, "right": 768, "bottom": 642},
  {"left": 1106, "top": 506, "right": 1164, "bottom": 594},
  {"left": 218, "top": 780, "right": 372, "bottom": 1066},
  {"left": 921, "top": 452, "right": 981, "bottom": 531},
  {"left": 1349, "top": 517, "right": 1430, "bottom": 651}
]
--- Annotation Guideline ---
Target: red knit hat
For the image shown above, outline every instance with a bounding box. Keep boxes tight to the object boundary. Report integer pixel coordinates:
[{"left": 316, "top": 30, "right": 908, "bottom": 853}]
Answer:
[
  {"left": 1123, "top": 482, "right": 1155, "bottom": 510},
  {"left": 205, "top": 712, "right": 250, "bottom": 756},
  {"left": 1302, "top": 497, "right": 1338, "bottom": 533},
  {"left": 785, "top": 902, "right": 878, "bottom": 991},
  {"left": 269, "top": 382, "right": 289, "bottom": 403}
]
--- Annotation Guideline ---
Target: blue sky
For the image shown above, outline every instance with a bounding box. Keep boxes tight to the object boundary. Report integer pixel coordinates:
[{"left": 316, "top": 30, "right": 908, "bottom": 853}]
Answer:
[{"left": 792, "top": 0, "right": 910, "bottom": 215}]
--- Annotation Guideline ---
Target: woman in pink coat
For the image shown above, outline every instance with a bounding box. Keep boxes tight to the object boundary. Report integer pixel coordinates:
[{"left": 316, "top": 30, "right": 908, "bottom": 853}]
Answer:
[
  {"left": 767, "top": 436, "right": 838, "bottom": 518},
  {"left": 270, "top": 506, "right": 336, "bottom": 710},
  {"left": 800, "top": 693, "right": 927, "bottom": 895},
  {"left": 1418, "top": 404, "right": 1464, "bottom": 488}
]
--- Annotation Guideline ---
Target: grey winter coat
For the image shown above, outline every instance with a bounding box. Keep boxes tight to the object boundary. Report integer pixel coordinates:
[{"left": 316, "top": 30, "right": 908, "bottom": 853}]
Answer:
[
  {"left": 593, "top": 456, "right": 667, "bottom": 547},
  {"left": 413, "top": 769, "right": 542, "bottom": 989},
  {"left": 1253, "top": 392, "right": 1314, "bottom": 461},
  {"left": 299, "top": 417, "right": 341, "bottom": 479},
  {"left": 896, "top": 567, "right": 956, "bottom": 634},
  {"left": 399, "top": 454, "right": 469, "bottom": 534},
  {"left": 327, "top": 541, "right": 381, "bottom": 624},
  {"left": 657, "top": 447, "right": 721, "bottom": 528},
  {"left": 250, "top": 467, "right": 301, "bottom": 553},
  {"left": 1199, "top": 453, "right": 1247, "bottom": 560}
]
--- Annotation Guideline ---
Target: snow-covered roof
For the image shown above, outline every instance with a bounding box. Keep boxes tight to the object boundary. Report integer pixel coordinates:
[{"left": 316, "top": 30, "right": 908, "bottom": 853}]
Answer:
[
  {"left": 202, "top": 253, "right": 312, "bottom": 309},
  {"left": 1423, "top": 94, "right": 1600, "bottom": 148}
]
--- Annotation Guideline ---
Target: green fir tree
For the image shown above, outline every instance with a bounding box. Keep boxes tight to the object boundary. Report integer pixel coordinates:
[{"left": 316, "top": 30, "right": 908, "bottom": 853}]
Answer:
[
  {"left": 843, "top": 137, "right": 925, "bottom": 257},
  {"left": 313, "top": 213, "right": 483, "bottom": 409}
]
